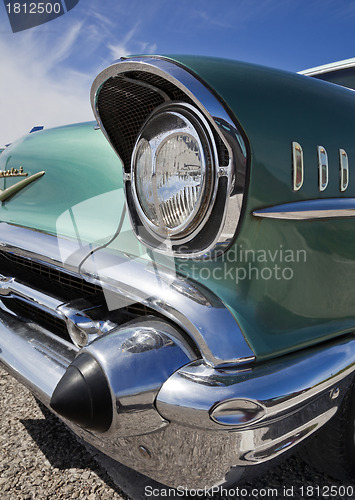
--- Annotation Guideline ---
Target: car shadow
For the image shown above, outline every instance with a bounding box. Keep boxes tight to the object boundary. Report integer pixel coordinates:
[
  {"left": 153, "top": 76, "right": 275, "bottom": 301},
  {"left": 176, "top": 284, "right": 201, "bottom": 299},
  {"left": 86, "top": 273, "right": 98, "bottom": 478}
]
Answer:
[
  {"left": 20, "top": 401, "right": 125, "bottom": 495},
  {"left": 20, "top": 399, "right": 168, "bottom": 499}
]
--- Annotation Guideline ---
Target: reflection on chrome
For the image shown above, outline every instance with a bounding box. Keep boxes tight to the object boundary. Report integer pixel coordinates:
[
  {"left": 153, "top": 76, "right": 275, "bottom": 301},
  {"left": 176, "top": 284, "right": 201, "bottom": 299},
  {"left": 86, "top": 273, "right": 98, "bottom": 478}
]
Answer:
[
  {"left": 318, "top": 145, "right": 329, "bottom": 191},
  {"left": 292, "top": 141, "right": 304, "bottom": 191},
  {"left": 0, "top": 224, "right": 354, "bottom": 488}
]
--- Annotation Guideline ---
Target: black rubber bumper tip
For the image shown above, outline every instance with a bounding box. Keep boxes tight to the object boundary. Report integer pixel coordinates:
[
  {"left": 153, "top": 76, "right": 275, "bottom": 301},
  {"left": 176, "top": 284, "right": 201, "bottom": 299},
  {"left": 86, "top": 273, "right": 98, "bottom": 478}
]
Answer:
[{"left": 50, "top": 353, "right": 112, "bottom": 433}]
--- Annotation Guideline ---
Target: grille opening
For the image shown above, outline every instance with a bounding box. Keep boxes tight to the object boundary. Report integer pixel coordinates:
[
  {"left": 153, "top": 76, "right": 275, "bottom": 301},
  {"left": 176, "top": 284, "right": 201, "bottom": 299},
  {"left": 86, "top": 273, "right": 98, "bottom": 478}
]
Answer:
[
  {"left": 0, "top": 249, "right": 201, "bottom": 357},
  {"left": 215, "top": 135, "right": 229, "bottom": 167},
  {"left": 7, "top": 298, "right": 72, "bottom": 342},
  {"left": 97, "top": 76, "right": 166, "bottom": 170},
  {"left": 0, "top": 250, "right": 168, "bottom": 344},
  {"left": 0, "top": 250, "right": 102, "bottom": 301},
  {"left": 124, "top": 71, "right": 195, "bottom": 103}
]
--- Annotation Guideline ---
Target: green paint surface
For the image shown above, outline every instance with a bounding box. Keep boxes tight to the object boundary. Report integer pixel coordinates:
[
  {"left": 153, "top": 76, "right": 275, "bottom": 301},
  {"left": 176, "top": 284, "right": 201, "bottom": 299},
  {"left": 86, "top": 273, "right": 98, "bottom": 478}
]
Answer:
[
  {"left": 163, "top": 56, "right": 355, "bottom": 359},
  {"left": 0, "top": 122, "right": 127, "bottom": 246}
]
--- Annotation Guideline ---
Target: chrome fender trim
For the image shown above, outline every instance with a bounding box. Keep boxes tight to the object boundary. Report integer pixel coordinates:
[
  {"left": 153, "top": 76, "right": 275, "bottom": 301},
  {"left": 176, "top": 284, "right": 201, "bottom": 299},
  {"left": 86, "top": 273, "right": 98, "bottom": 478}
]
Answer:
[
  {"left": 156, "top": 334, "right": 355, "bottom": 431},
  {"left": 80, "top": 249, "right": 255, "bottom": 367},
  {"left": 253, "top": 198, "right": 355, "bottom": 220}
]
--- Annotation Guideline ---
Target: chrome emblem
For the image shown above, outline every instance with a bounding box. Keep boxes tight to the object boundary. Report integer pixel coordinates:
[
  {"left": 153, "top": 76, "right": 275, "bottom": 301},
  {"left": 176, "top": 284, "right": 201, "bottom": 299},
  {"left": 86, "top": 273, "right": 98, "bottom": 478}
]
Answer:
[{"left": 0, "top": 171, "right": 45, "bottom": 202}]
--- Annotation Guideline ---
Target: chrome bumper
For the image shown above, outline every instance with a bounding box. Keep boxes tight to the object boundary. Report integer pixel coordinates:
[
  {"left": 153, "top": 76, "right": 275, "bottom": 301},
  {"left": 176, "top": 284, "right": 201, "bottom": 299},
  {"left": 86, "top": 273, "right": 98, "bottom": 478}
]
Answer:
[
  {"left": 0, "top": 224, "right": 354, "bottom": 488},
  {"left": 0, "top": 305, "right": 354, "bottom": 488}
]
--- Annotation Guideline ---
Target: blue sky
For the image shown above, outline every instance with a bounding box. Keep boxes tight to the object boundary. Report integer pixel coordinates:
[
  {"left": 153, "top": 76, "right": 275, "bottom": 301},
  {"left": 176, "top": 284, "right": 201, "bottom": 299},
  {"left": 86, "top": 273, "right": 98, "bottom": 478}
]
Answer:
[{"left": 1, "top": 0, "right": 355, "bottom": 146}]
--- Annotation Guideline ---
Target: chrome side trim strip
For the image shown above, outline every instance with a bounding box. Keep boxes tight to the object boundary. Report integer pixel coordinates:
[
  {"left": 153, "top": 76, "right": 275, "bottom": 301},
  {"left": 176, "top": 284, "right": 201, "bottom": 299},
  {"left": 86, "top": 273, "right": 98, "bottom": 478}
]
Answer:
[
  {"left": 292, "top": 142, "right": 304, "bottom": 191},
  {"left": 253, "top": 198, "right": 355, "bottom": 220},
  {"left": 318, "top": 146, "right": 328, "bottom": 191},
  {"left": 340, "top": 149, "right": 349, "bottom": 192}
]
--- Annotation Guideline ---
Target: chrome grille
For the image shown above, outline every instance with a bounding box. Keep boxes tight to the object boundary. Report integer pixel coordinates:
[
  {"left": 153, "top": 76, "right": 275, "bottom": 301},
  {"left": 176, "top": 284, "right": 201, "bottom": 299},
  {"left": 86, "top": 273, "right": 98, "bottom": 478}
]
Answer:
[
  {"left": 0, "top": 250, "right": 102, "bottom": 298},
  {"left": 9, "top": 298, "right": 71, "bottom": 342},
  {"left": 0, "top": 250, "right": 160, "bottom": 346}
]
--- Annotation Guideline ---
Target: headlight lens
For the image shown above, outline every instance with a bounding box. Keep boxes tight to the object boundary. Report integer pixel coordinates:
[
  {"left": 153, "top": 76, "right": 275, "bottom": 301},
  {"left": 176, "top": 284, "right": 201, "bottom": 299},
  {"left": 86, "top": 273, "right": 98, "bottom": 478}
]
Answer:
[{"left": 132, "top": 104, "right": 214, "bottom": 240}]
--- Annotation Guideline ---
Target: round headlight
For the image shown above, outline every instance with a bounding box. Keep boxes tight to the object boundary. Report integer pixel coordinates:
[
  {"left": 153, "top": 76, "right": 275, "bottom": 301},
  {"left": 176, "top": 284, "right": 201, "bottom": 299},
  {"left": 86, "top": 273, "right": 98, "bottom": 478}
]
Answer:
[{"left": 131, "top": 104, "right": 215, "bottom": 240}]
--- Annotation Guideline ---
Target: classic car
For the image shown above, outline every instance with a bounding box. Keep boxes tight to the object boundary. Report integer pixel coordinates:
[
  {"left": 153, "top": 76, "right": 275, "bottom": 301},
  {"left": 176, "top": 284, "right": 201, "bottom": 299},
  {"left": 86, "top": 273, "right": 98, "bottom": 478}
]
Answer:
[{"left": 0, "top": 54, "right": 355, "bottom": 489}]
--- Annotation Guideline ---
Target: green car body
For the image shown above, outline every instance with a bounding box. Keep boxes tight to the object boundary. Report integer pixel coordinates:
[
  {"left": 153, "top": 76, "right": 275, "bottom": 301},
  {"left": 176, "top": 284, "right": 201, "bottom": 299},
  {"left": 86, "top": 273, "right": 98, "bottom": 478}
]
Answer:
[
  {"left": 1, "top": 57, "right": 355, "bottom": 360},
  {"left": 1, "top": 55, "right": 355, "bottom": 488}
]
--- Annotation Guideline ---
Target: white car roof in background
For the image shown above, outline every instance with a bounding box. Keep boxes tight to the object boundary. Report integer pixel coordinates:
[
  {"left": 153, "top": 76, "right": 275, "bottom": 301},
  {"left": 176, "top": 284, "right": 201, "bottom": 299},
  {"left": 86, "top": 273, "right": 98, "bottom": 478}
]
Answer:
[{"left": 299, "top": 57, "right": 355, "bottom": 76}]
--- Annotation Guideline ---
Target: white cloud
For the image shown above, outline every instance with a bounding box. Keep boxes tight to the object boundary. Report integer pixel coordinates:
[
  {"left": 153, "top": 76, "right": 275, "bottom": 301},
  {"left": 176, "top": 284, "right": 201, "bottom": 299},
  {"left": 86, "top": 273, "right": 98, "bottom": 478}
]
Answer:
[
  {"left": 0, "top": 24, "right": 93, "bottom": 147},
  {"left": 0, "top": 8, "right": 158, "bottom": 147},
  {"left": 107, "top": 23, "right": 157, "bottom": 60},
  {"left": 107, "top": 23, "right": 140, "bottom": 60},
  {"left": 49, "top": 21, "right": 83, "bottom": 67},
  {"left": 139, "top": 41, "right": 157, "bottom": 54},
  {"left": 90, "top": 11, "right": 115, "bottom": 29}
]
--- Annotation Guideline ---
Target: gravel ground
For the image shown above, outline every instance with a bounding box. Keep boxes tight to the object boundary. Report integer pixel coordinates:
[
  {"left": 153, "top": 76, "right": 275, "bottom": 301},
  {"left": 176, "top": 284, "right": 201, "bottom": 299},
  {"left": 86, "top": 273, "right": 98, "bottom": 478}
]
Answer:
[{"left": 0, "top": 365, "right": 354, "bottom": 500}]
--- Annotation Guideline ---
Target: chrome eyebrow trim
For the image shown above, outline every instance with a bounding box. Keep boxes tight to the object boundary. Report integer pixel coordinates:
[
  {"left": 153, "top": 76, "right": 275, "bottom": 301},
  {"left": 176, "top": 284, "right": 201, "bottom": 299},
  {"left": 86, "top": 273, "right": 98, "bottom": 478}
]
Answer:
[
  {"left": 253, "top": 198, "right": 355, "bottom": 220},
  {"left": 299, "top": 57, "right": 355, "bottom": 76}
]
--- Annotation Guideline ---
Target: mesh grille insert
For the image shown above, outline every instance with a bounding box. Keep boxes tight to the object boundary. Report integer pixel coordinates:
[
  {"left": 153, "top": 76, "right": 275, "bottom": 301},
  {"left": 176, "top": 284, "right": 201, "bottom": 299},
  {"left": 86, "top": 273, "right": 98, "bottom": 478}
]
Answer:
[
  {"left": 96, "top": 70, "right": 229, "bottom": 170},
  {"left": 124, "top": 71, "right": 194, "bottom": 102},
  {"left": 97, "top": 76, "right": 166, "bottom": 169}
]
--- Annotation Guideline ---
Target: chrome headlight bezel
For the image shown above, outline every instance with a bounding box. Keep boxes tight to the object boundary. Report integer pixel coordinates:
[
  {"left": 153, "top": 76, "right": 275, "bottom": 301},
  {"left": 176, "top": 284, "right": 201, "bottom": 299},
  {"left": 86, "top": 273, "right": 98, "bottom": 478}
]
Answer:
[
  {"left": 91, "top": 57, "right": 248, "bottom": 258},
  {"left": 131, "top": 102, "right": 219, "bottom": 244}
]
